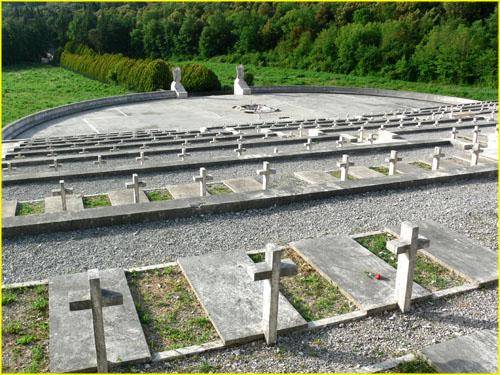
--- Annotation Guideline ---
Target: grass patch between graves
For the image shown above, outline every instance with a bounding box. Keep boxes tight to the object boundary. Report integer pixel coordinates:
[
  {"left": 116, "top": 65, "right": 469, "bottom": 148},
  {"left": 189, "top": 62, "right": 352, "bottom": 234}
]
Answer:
[
  {"left": 410, "top": 162, "right": 432, "bottom": 171},
  {"left": 380, "top": 356, "right": 437, "bottom": 373},
  {"left": 82, "top": 194, "right": 111, "bottom": 209},
  {"left": 207, "top": 183, "right": 233, "bottom": 195},
  {"left": 328, "top": 170, "right": 355, "bottom": 180},
  {"left": 368, "top": 166, "right": 399, "bottom": 176},
  {"left": 126, "top": 266, "right": 219, "bottom": 352},
  {"left": 1, "top": 285, "right": 50, "bottom": 373},
  {"left": 146, "top": 189, "right": 174, "bottom": 202},
  {"left": 248, "top": 248, "right": 357, "bottom": 321},
  {"left": 355, "top": 233, "right": 464, "bottom": 291},
  {"left": 16, "top": 201, "right": 45, "bottom": 216}
]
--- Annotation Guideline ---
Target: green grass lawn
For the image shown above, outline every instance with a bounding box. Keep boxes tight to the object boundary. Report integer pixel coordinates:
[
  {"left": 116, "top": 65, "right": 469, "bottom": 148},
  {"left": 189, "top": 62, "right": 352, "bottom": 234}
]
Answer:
[
  {"left": 174, "top": 60, "right": 497, "bottom": 102},
  {"left": 2, "top": 63, "right": 134, "bottom": 126}
]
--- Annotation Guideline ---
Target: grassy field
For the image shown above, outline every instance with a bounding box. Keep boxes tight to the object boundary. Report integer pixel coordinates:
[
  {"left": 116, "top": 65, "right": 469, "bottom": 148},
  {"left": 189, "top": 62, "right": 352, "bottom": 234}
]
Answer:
[
  {"left": 2, "top": 63, "right": 133, "bottom": 127},
  {"left": 175, "top": 61, "right": 498, "bottom": 102},
  {"left": 3, "top": 61, "right": 497, "bottom": 128}
]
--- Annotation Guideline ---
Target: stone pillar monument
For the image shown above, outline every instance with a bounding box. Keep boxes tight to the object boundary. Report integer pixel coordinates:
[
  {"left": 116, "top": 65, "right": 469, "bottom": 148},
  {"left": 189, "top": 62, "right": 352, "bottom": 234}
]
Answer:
[
  {"left": 170, "top": 66, "right": 188, "bottom": 99},
  {"left": 234, "top": 64, "right": 251, "bottom": 95}
]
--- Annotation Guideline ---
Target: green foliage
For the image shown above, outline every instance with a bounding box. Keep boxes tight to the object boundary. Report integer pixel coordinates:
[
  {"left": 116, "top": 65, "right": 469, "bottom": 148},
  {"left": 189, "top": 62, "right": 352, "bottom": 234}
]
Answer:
[
  {"left": 181, "top": 63, "right": 221, "bottom": 92},
  {"left": 53, "top": 47, "right": 63, "bottom": 65}
]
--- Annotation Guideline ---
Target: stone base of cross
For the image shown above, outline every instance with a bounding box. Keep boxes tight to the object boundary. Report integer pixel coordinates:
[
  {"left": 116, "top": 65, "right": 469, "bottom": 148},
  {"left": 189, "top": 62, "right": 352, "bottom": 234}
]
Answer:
[
  {"left": 386, "top": 222, "right": 430, "bottom": 313},
  {"left": 126, "top": 174, "right": 146, "bottom": 203},
  {"left": 247, "top": 244, "right": 298, "bottom": 345},
  {"left": 337, "top": 154, "right": 354, "bottom": 181},
  {"left": 69, "top": 269, "right": 123, "bottom": 373},
  {"left": 385, "top": 150, "right": 402, "bottom": 175},
  {"left": 432, "top": 147, "right": 444, "bottom": 171},
  {"left": 51, "top": 180, "right": 73, "bottom": 211},
  {"left": 257, "top": 161, "right": 276, "bottom": 190},
  {"left": 193, "top": 167, "right": 213, "bottom": 197}
]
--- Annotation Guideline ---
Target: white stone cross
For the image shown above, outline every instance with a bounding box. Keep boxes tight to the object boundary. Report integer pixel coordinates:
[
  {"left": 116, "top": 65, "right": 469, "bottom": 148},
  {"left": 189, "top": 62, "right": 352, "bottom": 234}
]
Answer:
[
  {"left": 248, "top": 243, "right": 298, "bottom": 345},
  {"left": 3, "top": 162, "right": 17, "bottom": 176},
  {"left": 234, "top": 143, "right": 246, "bottom": 156},
  {"left": 51, "top": 180, "right": 73, "bottom": 211},
  {"left": 183, "top": 139, "right": 190, "bottom": 146},
  {"left": 79, "top": 148, "right": 89, "bottom": 154},
  {"left": 210, "top": 137, "right": 218, "bottom": 144},
  {"left": 125, "top": 174, "right": 146, "bottom": 203},
  {"left": 359, "top": 126, "right": 365, "bottom": 142},
  {"left": 299, "top": 124, "right": 304, "bottom": 137},
  {"left": 178, "top": 148, "right": 190, "bottom": 161},
  {"left": 109, "top": 145, "right": 119, "bottom": 152},
  {"left": 450, "top": 127, "right": 458, "bottom": 140},
  {"left": 336, "top": 136, "right": 345, "bottom": 147},
  {"left": 49, "top": 158, "right": 63, "bottom": 172},
  {"left": 472, "top": 117, "right": 478, "bottom": 124},
  {"left": 379, "top": 124, "right": 385, "bottom": 131},
  {"left": 193, "top": 167, "right": 213, "bottom": 197},
  {"left": 69, "top": 269, "right": 123, "bottom": 373},
  {"left": 93, "top": 155, "right": 106, "bottom": 168},
  {"left": 386, "top": 222, "right": 430, "bottom": 313},
  {"left": 472, "top": 125, "right": 481, "bottom": 144},
  {"left": 431, "top": 147, "right": 444, "bottom": 171},
  {"left": 337, "top": 154, "right": 354, "bottom": 181},
  {"left": 471, "top": 143, "right": 482, "bottom": 166},
  {"left": 386, "top": 150, "right": 402, "bottom": 176},
  {"left": 257, "top": 161, "right": 276, "bottom": 190},
  {"left": 304, "top": 138, "right": 313, "bottom": 151},
  {"left": 136, "top": 152, "right": 149, "bottom": 166},
  {"left": 47, "top": 150, "right": 58, "bottom": 157},
  {"left": 140, "top": 143, "right": 149, "bottom": 150},
  {"left": 398, "top": 120, "right": 404, "bottom": 129},
  {"left": 433, "top": 120, "right": 440, "bottom": 127},
  {"left": 416, "top": 121, "right": 422, "bottom": 128},
  {"left": 367, "top": 133, "right": 374, "bottom": 144}
]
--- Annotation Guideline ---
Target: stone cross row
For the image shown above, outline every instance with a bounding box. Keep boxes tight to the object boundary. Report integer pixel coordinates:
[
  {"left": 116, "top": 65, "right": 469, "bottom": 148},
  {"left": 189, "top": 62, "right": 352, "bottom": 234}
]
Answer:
[
  {"left": 234, "top": 143, "right": 246, "bottom": 156},
  {"left": 93, "top": 155, "right": 106, "bottom": 168},
  {"left": 257, "top": 161, "right": 276, "bottom": 190},
  {"left": 136, "top": 152, "right": 149, "bottom": 165},
  {"left": 385, "top": 150, "right": 402, "bottom": 176},
  {"left": 178, "top": 148, "right": 190, "bottom": 161},
  {"left": 125, "top": 174, "right": 146, "bottom": 203},
  {"left": 337, "top": 154, "right": 354, "bottom": 181},
  {"left": 247, "top": 243, "right": 298, "bottom": 345},
  {"left": 49, "top": 158, "right": 63, "bottom": 172},
  {"left": 193, "top": 167, "right": 213, "bottom": 197},
  {"left": 432, "top": 147, "right": 444, "bottom": 171},
  {"left": 51, "top": 180, "right": 73, "bottom": 211},
  {"left": 69, "top": 269, "right": 123, "bottom": 373}
]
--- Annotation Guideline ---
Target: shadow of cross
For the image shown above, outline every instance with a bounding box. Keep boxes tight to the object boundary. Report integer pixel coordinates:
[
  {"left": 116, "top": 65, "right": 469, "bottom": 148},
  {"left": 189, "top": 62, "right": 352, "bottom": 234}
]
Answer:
[
  {"left": 69, "top": 269, "right": 123, "bottom": 373},
  {"left": 247, "top": 243, "right": 298, "bottom": 345},
  {"left": 51, "top": 180, "right": 73, "bottom": 211},
  {"left": 386, "top": 222, "right": 430, "bottom": 313}
]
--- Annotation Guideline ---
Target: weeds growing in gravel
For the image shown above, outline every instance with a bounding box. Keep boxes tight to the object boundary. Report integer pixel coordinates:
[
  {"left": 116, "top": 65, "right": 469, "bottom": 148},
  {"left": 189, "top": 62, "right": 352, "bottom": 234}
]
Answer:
[
  {"left": 410, "top": 162, "right": 432, "bottom": 171},
  {"left": 16, "top": 201, "right": 45, "bottom": 216},
  {"left": 82, "top": 194, "right": 111, "bottom": 208},
  {"left": 328, "top": 170, "right": 355, "bottom": 180},
  {"left": 146, "top": 189, "right": 174, "bottom": 201},
  {"left": 207, "top": 183, "right": 233, "bottom": 195}
]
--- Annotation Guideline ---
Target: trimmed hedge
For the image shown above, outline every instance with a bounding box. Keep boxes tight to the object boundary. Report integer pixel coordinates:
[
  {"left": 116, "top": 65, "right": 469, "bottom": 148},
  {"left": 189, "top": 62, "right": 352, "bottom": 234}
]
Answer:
[
  {"left": 181, "top": 63, "right": 221, "bottom": 92},
  {"left": 60, "top": 43, "right": 172, "bottom": 92}
]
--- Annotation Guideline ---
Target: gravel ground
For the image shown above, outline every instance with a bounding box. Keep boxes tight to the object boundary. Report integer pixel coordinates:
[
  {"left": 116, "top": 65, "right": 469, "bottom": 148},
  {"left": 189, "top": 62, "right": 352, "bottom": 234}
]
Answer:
[
  {"left": 4, "top": 145, "right": 466, "bottom": 201},
  {"left": 115, "top": 287, "right": 498, "bottom": 373}
]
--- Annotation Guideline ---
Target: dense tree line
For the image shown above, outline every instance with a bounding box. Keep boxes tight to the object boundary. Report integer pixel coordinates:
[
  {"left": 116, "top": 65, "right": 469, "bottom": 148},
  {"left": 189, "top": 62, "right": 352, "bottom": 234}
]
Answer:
[{"left": 2, "top": 2, "right": 498, "bottom": 86}]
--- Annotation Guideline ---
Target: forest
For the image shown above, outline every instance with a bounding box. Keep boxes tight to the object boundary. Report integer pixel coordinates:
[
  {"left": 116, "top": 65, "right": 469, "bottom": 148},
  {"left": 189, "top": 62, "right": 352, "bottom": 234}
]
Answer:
[{"left": 2, "top": 2, "right": 498, "bottom": 87}]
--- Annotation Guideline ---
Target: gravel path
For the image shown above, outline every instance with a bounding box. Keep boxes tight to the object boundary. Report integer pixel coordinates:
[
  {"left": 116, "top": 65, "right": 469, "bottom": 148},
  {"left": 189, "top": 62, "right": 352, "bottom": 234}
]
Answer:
[{"left": 4, "top": 145, "right": 465, "bottom": 201}]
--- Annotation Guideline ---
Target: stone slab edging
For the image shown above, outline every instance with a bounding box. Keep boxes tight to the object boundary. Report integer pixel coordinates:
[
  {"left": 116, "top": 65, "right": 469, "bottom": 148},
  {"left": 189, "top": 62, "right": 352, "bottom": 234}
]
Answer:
[
  {"left": 251, "top": 86, "right": 477, "bottom": 105},
  {"left": 2, "top": 139, "right": 451, "bottom": 185},
  {"left": 2, "top": 90, "right": 177, "bottom": 140},
  {"left": 2, "top": 164, "right": 496, "bottom": 237}
]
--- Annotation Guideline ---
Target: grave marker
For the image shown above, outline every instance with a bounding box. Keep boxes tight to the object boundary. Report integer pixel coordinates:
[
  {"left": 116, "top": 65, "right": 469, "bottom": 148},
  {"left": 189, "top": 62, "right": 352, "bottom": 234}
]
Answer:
[
  {"left": 178, "top": 148, "right": 190, "bottom": 161},
  {"left": 431, "top": 147, "right": 444, "bottom": 171},
  {"left": 109, "top": 146, "right": 119, "bottom": 152},
  {"left": 136, "top": 152, "right": 149, "bottom": 166},
  {"left": 234, "top": 143, "right": 246, "bottom": 156},
  {"left": 386, "top": 222, "right": 430, "bottom": 313},
  {"left": 3, "top": 162, "right": 16, "bottom": 176},
  {"left": 49, "top": 158, "right": 62, "bottom": 172},
  {"left": 336, "top": 136, "right": 345, "bottom": 147},
  {"left": 248, "top": 243, "right": 298, "bottom": 345},
  {"left": 79, "top": 148, "right": 89, "bottom": 155},
  {"left": 140, "top": 143, "right": 149, "bottom": 150},
  {"left": 69, "top": 269, "right": 123, "bottom": 373},
  {"left": 471, "top": 143, "right": 482, "bottom": 166},
  {"left": 193, "top": 167, "right": 213, "bottom": 197},
  {"left": 450, "top": 127, "right": 458, "bottom": 140},
  {"left": 125, "top": 174, "right": 146, "bottom": 203},
  {"left": 94, "top": 155, "right": 106, "bottom": 168},
  {"left": 337, "top": 154, "right": 354, "bottom": 181},
  {"left": 304, "top": 138, "right": 313, "bottom": 151},
  {"left": 51, "top": 180, "right": 73, "bottom": 211},
  {"left": 386, "top": 150, "right": 402, "bottom": 176},
  {"left": 472, "top": 125, "right": 481, "bottom": 144},
  {"left": 257, "top": 161, "right": 276, "bottom": 190},
  {"left": 359, "top": 126, "right": 365, "bottom": 142}
]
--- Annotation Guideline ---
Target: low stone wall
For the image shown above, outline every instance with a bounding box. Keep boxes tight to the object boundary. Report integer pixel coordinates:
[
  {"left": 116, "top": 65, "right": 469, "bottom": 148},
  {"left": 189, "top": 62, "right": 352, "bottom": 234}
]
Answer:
[
  {"left": 251, "top": 86, "right": 476, "bottom": 105},
  {"left": 2, "top": 90, "right": 177, "bottom": 140}
]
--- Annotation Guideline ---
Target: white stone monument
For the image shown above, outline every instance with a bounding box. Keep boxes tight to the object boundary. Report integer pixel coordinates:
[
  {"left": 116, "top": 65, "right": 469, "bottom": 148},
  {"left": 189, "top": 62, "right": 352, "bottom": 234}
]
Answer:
[
  {"left": 170, "top": 66, "right": 188, "bottom": 99},
  {"left": 234, "top": 65, "right": 251, "bottom": 95}
]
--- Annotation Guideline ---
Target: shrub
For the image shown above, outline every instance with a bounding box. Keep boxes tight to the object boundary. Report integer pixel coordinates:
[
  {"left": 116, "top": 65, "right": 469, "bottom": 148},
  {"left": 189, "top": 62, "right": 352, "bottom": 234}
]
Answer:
[
  {"left": 181, "top": 63, "right": 221, "bottom": 92},
  {"left": 139, "top": 59, "right": 172, "bottom": 91},
  {"left": 52, "top": 47, "right": 63, "bottom": 65},
  {"left": 244, "top": 71, "right": 254, "bottom": 86}
]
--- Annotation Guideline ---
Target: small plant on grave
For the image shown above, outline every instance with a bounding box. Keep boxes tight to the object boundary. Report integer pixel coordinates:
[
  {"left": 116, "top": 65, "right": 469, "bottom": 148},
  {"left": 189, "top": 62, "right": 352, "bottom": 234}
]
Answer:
[
  {"left": 410, "top": 162, "right": 432, "bottom": 171},
  {"left": 248, "top": 252, "right": 265, "bottom": 263},
  {"left": 390, "top": 357, "right": 437, "bottom": 373},
  {"left": 328, "top": 170, "right": 355, "bottom": 180},
  {"left": 146, "top": 189, "right": 173, "bottom": 201},
  {"left": 4, "top": 321, "right": 23, "bottom": 335},
  {"left": 368, "top": 166, "right": 397, "bottom": 176},
  {"left": 16, "top": 201, "right": 45, "bottom": 216},
  {"left": 206, "top": 183, "right": 233, "bottom": 195},
  {"left": 31, "top": 295, "right": 48, "bottom": 312},
  {"left": 82, "top": 194, "right": 112, "bottom": 209},
  {"left": 17, "top": 334, "right": 37, "bottom": 345}
]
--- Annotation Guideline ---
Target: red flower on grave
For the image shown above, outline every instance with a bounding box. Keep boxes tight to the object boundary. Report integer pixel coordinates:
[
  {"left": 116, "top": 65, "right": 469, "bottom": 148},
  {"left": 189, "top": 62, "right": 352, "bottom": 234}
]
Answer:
[{"left": 376, "top": 273, "right": 381, "bottom": 280}]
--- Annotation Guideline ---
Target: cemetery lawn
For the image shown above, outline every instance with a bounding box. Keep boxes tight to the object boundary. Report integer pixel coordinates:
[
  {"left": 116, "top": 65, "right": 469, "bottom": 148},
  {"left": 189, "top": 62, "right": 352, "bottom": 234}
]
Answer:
[
  {"left": 355, "top": 234, "right": 464, "bottom": 291},
  {"left": 328, "top": 170, "right": 355, "bottom": 180},
  {"left": 126, "top": 266, "right": 219, "bottom": 353},
  {"left": 2, "top": 63, "right": 133, "bottom": 127},
  {"left": 249, "top": 249, "right": 357, "bottom": 321},
  {"left": 207, "top": 183, "right": 233, "bottom": 195},
  {"left": 146, "top": 189, "right": 173, "bottom": 201},
  {"left": 82, "top": 194, "right": 111, "bottom": 208},
  {"left": 173, "top": 61, "right": 497, "bottom": 101},
  {"left": 16, "top": 201, "right": 45, "bottom": 216},
  {"left": 1, "top": 285, "right": 50, "bottom": 373},
  {"left": 410, "top": 162, "right": 432, "bottom": 171}
]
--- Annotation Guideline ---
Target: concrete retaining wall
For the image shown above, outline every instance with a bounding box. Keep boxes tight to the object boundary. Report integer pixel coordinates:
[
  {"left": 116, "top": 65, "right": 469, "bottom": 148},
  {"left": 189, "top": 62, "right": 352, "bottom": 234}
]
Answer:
[{"left": 2, "top": 90, "right": 177, "bottom": 140}]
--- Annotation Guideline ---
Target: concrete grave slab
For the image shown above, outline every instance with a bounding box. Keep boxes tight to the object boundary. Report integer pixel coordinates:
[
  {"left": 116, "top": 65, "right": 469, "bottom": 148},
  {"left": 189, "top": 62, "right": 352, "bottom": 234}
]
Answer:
[
  {"left": 307, "top": 129, "right": 325, "bottom": 136},
  {"left": 178, "top": 251, "right": 307, "bottom": 345},
  {"left": 395, "top": 162, "right": 423, "bottom": 174},
  {"left": 223, "top": 177, "right": 262, "bottom": 192},
  {"left": 49, "top": 268, "right": 151, "bottom": 373},
  {"left": 420, "top": 330, "right": 498, "bottom": 373},
  {"left": 290, "top": 236, "right": 431, "bottom": 313},
  {"left": 294, "top": 170, "right": 340, "bottom": 185},
  {"left": 2, "top": 200, "right": 17, "bottom": 218},
  {"left": 166, "top": 183, "right": 202, "bottom": 199},
  {"left": 452, "top": 153, "right": 497, "bottom": 166},
  {"left": 387, "top": 220, "right": 498, "bottom": 286},
  {"left": 340, "top": 134, "right": 358, "bottom": 143},
  {"left": 348, "top": 166, "right": 385, "bottom": 179},
  {"left": 108, "top": 189, "right": 149, "bottom": 205},
  {"left": 419, "top": 157, "right": 461, "bottom": 170},
  {"left": 45, "top": 196, "right": 84, "bottom": 213}
]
